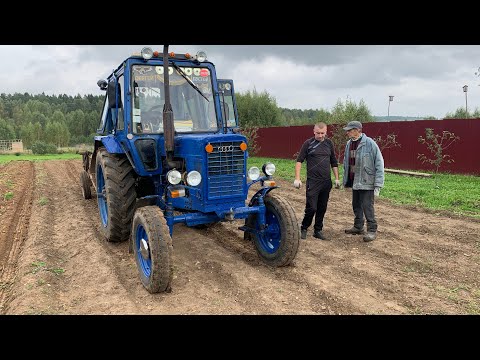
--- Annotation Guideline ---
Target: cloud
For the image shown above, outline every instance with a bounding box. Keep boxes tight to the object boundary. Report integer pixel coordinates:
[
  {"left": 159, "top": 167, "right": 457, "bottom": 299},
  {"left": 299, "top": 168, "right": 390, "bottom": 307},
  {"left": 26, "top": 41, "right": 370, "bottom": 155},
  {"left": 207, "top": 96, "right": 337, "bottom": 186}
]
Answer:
[{"left": 1, "top": 45, "right": 479, "bottom": 119}]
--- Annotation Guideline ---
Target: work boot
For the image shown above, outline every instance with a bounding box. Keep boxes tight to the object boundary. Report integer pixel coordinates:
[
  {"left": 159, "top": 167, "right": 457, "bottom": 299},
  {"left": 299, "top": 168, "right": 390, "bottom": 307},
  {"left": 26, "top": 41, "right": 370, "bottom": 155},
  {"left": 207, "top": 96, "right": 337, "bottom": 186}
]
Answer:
[
  {"left": 363, "top": 232, "right": 376, "bottom": 242},
  {"left": 313, "top": 230, "right": 328, "bottom": 240},
  {"left": 301, "top": 228, "right": 307, "bottom": 240},
  {"left": 345, "top": 227, "right": 365, "bottom": 235}
]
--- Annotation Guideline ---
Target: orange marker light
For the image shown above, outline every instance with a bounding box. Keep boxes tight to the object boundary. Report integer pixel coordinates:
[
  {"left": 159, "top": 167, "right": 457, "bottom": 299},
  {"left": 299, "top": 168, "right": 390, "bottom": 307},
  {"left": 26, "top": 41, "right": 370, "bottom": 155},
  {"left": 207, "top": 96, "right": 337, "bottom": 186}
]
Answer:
[
  {"left": 185, "top": 53, "right": 191, "bottom": 59},
  {"left": 170, "top": 189, "right": 185, "bottom": 198},
  {"left": 153, "top": 51, "right": 159, "bottom": 57},
  {"left": 264, "top": 180, "right": 276, "bottom": 187},
  {"left": 240, "top": 142, "right": 247, "bottom": 151},
  {"left": 205, "top": 143, "right": 213, "bottom": 153},
  {"left": 169, "top": 52, "right": 175, "bottom": 57}
]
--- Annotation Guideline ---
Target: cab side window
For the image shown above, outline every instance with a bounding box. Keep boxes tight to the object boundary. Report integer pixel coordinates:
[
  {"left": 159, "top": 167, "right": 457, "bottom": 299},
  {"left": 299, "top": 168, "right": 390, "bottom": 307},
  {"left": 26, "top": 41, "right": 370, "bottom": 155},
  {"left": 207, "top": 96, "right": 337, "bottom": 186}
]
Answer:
[{"left": 116, "top": 75, "right": 125, "bottom": 131}]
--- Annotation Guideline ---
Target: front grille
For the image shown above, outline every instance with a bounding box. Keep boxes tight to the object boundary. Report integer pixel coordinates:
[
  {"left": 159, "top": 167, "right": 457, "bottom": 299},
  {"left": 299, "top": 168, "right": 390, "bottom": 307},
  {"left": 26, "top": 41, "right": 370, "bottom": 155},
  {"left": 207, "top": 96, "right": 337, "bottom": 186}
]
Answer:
[{"left": 207, "top": 141, "right": 245, "bottom": 198}]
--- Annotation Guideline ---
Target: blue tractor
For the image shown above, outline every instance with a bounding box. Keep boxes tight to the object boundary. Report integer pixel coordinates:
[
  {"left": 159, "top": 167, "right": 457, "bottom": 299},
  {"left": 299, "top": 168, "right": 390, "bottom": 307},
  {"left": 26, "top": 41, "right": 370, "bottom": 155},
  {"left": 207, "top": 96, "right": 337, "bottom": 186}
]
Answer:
[{"left": 80, "top": 46, "right": 300, "bottom": 293}]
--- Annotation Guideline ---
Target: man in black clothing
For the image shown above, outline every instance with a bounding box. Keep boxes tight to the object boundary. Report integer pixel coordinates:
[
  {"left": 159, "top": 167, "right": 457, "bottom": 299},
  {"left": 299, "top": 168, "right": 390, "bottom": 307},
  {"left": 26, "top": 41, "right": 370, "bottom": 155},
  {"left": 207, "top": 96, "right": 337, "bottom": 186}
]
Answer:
[{"left": 294, "top": 122, "right": 340, "bottom": 240}]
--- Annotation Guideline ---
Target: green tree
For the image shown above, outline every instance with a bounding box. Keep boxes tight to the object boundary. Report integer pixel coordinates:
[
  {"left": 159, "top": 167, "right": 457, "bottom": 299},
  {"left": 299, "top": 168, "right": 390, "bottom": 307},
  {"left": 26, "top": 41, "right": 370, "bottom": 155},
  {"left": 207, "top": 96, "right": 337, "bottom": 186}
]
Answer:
[
  {"left": 329, "top": 98, "right": 374, "bottom": 162},
  {"left": 236, "top": 89, "right": 281, "bottom": 128},
  {"left": 0, "top": 118, "right": 16, "bottom": 140},
  {"left": 20, "top": 122, "right": 43, "bottom": 149},
  {"left": 45, "top": 121, "right": 70, "bottom": 147},
  {"left": 472, "top": 107, "right": 480, "bottom": 118},
  {"left": 444, "top": 107, "right": 469, "bottom": 119}
]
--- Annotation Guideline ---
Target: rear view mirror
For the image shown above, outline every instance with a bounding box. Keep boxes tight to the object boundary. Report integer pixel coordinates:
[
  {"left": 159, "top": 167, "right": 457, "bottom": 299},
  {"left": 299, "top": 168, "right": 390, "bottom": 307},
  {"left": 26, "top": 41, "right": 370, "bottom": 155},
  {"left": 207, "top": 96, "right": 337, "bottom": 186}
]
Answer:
[{"left": 97, "top": 79, "right": 108, "bottom": 90}]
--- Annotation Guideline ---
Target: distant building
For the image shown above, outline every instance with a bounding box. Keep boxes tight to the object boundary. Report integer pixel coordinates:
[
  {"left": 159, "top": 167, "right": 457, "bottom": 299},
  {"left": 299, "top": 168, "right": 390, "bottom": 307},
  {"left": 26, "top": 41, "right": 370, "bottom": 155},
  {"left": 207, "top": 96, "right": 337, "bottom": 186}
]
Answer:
[{"left": 0, "top": 139, "right": 24, "bottom": 154}]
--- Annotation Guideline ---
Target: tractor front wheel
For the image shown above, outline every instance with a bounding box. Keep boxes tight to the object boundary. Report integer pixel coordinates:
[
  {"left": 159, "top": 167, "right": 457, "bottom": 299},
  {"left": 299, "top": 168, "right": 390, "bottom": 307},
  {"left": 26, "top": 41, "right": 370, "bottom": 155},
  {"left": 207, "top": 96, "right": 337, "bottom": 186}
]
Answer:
[
  {"left": 244, "top": 193, "right": 300, "bottom": 267},
  {"left": 132, "top": 206, "right": 173, "bottom": 294}
]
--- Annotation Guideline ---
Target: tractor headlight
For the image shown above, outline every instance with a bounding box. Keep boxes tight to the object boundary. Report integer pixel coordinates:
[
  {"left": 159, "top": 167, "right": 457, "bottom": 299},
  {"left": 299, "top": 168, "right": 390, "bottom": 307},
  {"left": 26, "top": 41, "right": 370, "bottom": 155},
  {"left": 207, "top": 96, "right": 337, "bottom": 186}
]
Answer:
[
  {"left": 262, "top": 162, "right": 276, "bottom": 176},
  {"left": 186, "top": 171, "right": 202, "bottom": 186},
  {"left": 141, "top": 47, "right": 153, "bottom": 60},
  {"left": 167, "top": 169, "right": 182, "bottom": 185},
  {"left": 248, "top": 166, "right": 260, "bottom": 181},
  {"left": 195, "top": 50, "right": 207, "bottom": 62}
]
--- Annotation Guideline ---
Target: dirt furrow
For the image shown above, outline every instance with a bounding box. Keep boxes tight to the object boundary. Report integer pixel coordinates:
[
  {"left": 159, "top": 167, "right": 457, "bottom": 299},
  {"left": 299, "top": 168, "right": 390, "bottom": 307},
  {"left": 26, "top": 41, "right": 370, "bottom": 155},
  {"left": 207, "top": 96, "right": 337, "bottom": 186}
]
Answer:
[{"left": 0, "top": 161, "right": 35, "bottom": 313}]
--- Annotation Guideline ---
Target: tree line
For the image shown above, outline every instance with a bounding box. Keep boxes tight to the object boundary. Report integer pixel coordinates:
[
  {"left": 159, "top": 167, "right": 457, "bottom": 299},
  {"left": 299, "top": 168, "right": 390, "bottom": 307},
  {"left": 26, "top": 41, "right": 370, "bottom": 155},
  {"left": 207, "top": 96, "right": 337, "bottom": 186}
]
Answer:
[
  {"left": 0, "top": 92, "right": 103, "bottom": 148},
  {"left": 0, "top": 90, "right": 477, "bottom": 149}
]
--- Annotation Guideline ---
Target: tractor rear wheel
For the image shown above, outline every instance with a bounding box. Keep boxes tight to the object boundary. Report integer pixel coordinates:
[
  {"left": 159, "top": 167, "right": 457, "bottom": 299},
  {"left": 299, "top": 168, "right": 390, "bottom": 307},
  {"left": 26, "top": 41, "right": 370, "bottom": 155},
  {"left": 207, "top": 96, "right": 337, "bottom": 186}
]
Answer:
[
  {"left": 80, "top": 170, "right": 92, "bottom": 199},
  {"left": 244, "top": 193, "right": 300, "bottom": 267},
  {"left": 95, "top": 148, "right": 137, "bottom": 242},
  {"left": 132, "top": 206, "right": 173, "bottom": 293}
]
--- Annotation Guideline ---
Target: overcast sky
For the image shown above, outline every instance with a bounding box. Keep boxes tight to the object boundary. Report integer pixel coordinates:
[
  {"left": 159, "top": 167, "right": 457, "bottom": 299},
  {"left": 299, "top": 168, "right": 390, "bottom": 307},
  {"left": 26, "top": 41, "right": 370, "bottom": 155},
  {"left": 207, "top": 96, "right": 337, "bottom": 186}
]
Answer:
[{"left": 1, "top": 45, "right": 479, "bottom": 119}]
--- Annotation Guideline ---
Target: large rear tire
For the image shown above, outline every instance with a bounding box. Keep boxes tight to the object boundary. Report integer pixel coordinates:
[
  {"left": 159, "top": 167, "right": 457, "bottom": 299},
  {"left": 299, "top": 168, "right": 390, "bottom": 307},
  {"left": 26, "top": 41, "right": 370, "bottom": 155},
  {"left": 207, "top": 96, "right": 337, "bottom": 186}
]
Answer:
[
  {"left": 80, "top": 170, "right": 92, "bottom": 199},
  {"left": 244, "top": 193, "right": 300, "bottom": 267},
  {"left": 96, "top": 148, "right": 137, "bottom": 242},
  {"left": 132, "top": 206, "right": 173, "bottom": 294}
]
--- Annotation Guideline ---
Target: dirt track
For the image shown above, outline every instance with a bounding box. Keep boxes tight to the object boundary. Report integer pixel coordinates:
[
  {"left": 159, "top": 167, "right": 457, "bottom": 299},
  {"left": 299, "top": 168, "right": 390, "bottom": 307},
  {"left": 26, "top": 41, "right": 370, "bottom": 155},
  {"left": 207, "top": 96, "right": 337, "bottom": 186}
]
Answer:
[{"left": 1, "top": 159, "right": 479, "bottom": 314}]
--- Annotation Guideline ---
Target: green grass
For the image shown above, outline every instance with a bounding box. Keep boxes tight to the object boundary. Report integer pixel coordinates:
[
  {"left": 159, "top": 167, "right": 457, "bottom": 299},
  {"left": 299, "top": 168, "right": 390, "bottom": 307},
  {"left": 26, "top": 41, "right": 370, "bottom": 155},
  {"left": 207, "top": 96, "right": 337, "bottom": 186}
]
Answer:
[
  {"left": 3, "top": 191, "right": 14, "bottom": 201},
  {"left": 249, "top": 156, "right": 480, "bottom": 219},
  {"left": 0, "top": 153, "right": 81, "bottom": 164}
]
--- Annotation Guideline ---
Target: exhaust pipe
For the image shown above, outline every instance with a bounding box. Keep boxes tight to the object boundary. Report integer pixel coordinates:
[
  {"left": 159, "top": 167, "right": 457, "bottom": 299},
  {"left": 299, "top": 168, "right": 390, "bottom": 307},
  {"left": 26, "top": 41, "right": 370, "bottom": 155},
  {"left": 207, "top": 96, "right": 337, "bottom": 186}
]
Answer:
[{"left": 162, "top": 45, "right": 175, "bottom": 166}]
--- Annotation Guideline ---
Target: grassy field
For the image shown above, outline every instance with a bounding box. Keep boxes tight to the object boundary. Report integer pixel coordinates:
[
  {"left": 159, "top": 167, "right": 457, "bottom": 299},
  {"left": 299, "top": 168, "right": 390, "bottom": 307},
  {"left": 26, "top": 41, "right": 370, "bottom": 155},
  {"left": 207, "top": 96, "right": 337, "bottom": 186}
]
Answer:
[
  {"left": 0, "top": 153, "right": 81, "bottom": 163},
  {"left": 249, "top": 156, "right": 480, "bottom": 219}
]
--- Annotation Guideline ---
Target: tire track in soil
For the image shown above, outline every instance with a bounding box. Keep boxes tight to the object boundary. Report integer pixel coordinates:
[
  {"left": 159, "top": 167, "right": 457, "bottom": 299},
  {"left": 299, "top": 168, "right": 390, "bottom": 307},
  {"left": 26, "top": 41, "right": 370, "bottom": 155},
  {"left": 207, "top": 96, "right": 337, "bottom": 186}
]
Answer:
[
  {"left": 0, "top": 161, "right": 35, "bottom": 314},
  {"left": 205, "top": 211, "right": 363, "bottom": 314},
  {"left": 59, "top": 160, "right": 145, "bottom": 313},
  {"left": 69, "top": 159, "right": 182, "bottom": 311},
  {"left": 6, "top": 160, "right": 141, "bottom": 314}
]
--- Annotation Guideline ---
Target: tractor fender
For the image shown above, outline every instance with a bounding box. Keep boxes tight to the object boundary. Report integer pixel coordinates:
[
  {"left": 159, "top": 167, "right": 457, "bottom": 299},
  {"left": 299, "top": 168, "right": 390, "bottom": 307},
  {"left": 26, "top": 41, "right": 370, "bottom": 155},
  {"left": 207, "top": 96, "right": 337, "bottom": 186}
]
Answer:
[
  {"left": 95, "top": 136, "right": 125, "bottom": 154},
  {"left": 248, "top": 186, "right": 279, "bottom": 207},
  {"left": 93, "top": 136, "right": 136, "bottom": 173}
]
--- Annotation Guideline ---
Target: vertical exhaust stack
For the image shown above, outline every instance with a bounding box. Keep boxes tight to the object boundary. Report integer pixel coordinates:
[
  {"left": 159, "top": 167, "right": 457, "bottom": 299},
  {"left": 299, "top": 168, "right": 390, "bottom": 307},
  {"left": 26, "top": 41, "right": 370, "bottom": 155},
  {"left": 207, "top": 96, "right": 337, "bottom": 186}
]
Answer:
[{"left": 162, "top": 45, "right": 175, "bottom": 165}]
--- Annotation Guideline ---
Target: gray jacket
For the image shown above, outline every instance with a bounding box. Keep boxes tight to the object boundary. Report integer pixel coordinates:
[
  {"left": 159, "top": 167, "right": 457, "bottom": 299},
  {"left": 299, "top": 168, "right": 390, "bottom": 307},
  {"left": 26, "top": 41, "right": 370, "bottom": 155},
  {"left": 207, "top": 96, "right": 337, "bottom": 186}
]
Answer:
[{"left": 342, "top": 133, "right": 384, "bottom": 190}]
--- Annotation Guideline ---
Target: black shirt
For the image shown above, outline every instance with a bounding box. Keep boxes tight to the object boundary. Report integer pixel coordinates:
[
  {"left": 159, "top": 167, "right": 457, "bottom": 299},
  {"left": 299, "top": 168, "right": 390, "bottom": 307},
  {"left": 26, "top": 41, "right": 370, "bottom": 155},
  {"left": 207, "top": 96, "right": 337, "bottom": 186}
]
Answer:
[{"left": 296, "top": 137, "right": 338, "bottom": 182}]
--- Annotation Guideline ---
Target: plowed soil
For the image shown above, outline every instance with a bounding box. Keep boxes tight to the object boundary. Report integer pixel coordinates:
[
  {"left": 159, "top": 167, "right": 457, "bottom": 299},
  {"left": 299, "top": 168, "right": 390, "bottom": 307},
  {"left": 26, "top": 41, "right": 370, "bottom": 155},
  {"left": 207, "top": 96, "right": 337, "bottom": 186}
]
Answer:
[{"left": 1, "top": 159, "right": 479, "bottom": 314}]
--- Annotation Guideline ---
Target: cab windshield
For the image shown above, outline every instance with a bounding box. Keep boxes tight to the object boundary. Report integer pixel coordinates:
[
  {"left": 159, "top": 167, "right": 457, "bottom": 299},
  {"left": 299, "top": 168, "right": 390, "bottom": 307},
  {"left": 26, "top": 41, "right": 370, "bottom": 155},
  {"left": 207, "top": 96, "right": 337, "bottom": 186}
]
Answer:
[{"left": 131, "top": 64, "right": 217, "bottom": 134}]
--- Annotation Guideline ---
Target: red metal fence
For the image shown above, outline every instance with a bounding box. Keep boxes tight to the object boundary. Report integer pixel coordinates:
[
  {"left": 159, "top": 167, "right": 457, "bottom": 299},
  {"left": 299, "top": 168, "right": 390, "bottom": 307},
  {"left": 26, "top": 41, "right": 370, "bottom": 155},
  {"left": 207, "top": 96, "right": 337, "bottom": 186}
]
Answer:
[{"left": 255, "top": 119, "right": 479, "bottom": 176}]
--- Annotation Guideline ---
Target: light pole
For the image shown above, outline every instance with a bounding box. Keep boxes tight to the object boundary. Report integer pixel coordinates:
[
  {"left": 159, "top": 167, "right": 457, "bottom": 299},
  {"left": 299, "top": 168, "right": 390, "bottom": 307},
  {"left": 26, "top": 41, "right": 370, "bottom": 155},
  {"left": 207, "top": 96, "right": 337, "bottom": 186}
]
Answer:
[
  {"left": 463, "top": 85, "right": 468, "bottom": 117},
  {"left": 388, "top": 95, "right": 394, "bottom": 118}
]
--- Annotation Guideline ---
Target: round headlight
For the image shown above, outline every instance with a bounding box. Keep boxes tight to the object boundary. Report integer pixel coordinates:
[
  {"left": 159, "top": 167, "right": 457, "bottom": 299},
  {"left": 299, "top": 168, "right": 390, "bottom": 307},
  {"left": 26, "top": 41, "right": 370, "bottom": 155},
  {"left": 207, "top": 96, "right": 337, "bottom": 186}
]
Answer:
[
  {"left": 141, "top": 47, "right": 153, "bottom": 60},
  {"left": 186, "top": 171, "right": 202, "bottom": 186},
  {"left": 167, "top": 169, "right": 182, "bottom": 185},
  {"left": 196, "top": 50, "right": 207, "bottom": 62},
  {"left": 248, "top": 166, "right": 260, "bottom": 181},
  {"left": 262, "top": 162, "right": 276, "bottom": 176}
]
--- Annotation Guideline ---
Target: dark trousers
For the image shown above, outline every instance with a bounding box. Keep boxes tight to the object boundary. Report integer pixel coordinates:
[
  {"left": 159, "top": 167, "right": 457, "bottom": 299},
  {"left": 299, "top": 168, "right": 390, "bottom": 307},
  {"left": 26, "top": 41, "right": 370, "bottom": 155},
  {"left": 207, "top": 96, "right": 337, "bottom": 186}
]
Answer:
[
  {"left": 352, "top": 189, "right": 377, "bottom": 232},
  {"left": 301, "top": 179, "right": 331, "bottom": 232}
]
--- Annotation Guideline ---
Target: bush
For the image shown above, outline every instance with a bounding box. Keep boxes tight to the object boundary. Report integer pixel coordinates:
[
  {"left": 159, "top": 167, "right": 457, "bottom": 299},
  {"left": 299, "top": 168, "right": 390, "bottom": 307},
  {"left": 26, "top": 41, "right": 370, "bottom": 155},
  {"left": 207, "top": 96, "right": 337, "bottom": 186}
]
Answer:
[{"left": 31, "top": 141, "right": 57, "bottom": 155}]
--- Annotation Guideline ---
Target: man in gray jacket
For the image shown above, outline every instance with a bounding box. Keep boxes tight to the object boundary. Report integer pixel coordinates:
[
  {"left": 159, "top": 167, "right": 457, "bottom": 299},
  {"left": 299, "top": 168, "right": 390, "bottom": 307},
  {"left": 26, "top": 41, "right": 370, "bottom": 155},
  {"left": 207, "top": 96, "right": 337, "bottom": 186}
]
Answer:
[{"left": 342, "top": 121, "right": 384, "bottom": 242}]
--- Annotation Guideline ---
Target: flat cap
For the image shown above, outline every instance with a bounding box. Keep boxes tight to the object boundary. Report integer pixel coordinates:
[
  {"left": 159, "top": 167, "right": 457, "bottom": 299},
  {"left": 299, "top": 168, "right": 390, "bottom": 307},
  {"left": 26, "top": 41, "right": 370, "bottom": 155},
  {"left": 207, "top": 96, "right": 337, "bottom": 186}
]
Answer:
[{"left": 343, "top": 120, "right": 363, "bottom": 131}]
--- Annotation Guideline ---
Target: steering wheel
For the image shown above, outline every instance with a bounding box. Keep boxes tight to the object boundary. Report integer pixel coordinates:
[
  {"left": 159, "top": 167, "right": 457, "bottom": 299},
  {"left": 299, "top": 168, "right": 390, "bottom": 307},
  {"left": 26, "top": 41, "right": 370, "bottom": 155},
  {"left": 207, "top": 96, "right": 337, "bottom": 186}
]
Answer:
[{"left": 142, "top": 108, "right": 163, "bottom": 132}]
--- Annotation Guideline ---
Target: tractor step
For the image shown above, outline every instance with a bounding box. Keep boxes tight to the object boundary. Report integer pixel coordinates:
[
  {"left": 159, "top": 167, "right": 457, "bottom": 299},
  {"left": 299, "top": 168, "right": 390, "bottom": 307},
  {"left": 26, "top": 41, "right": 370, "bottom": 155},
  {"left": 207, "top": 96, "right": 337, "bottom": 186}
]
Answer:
[{"left": 238, "top": 226, "right": 255, "bottom": 233}]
